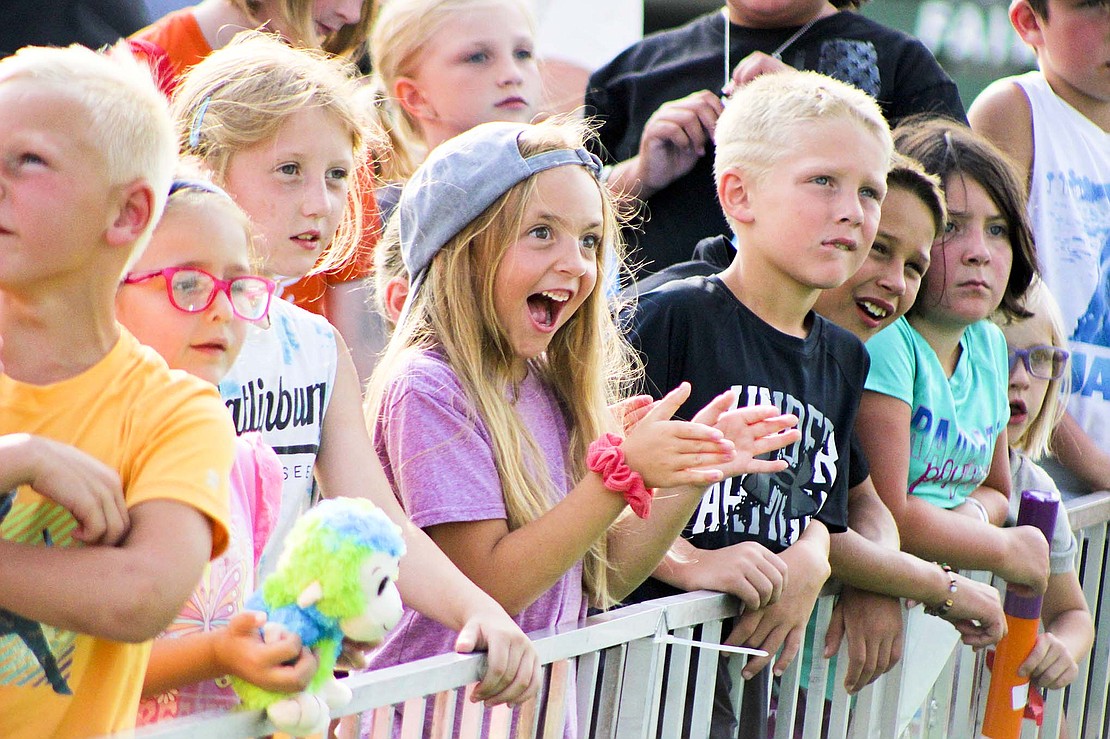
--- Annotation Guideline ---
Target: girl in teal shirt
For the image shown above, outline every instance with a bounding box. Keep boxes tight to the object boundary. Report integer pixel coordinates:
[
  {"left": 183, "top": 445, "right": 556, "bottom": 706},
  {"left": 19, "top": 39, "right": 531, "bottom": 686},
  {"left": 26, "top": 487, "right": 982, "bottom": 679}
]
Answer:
[
  {"left": 858, "top": 120, "right": 1052, "bottom": 730},
  {"left": 860, "top": 118, "right": 1049, "bottom": 598}
]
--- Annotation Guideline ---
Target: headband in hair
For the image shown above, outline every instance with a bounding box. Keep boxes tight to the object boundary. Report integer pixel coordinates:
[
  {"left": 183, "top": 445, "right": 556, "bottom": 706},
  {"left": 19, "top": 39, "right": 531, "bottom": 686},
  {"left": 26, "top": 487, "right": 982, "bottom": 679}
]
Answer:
[{"left": 168, "top": 178, "right": 232, "bottom": 200}]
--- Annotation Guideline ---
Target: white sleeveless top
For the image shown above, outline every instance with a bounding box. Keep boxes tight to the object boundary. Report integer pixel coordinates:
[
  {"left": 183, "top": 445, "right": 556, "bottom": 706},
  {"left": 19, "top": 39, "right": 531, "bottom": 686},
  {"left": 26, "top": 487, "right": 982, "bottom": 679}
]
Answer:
[
  {"left": 1015, "top": 71, "right": 1110, "bottom": 447},
  {"left": 219, "top": 297, "right": 338, "bottom": 576}
]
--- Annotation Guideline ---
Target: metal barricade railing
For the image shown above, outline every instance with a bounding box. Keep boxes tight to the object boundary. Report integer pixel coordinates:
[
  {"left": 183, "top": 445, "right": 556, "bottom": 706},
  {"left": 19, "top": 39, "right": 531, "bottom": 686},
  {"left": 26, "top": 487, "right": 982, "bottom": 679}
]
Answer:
[
  {"left": 1060, "top": 490, "right": 1110, "bottom": 739},
  {"left": 126, "top": 491, "right": 1110, "bottom": 739}
]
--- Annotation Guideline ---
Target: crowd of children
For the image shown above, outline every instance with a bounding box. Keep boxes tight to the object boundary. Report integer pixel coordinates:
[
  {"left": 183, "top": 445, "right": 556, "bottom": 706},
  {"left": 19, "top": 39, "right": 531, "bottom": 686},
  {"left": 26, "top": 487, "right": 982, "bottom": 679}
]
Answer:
[{"left": 0, "top": 0, "right": 1105, "bottom": 737}]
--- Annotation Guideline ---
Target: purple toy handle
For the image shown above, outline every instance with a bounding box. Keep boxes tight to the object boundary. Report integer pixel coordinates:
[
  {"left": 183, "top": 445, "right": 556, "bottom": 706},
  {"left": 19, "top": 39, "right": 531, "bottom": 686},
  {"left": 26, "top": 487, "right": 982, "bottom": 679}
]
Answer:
[{"left": 1005, "top": 489, "right": 1059, "bottom": 619}]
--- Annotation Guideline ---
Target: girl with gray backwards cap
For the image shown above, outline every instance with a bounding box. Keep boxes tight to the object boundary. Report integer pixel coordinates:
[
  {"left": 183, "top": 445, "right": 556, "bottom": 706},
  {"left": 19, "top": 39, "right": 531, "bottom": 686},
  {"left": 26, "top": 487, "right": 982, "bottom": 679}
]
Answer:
[
  {"left": 173, "top": 32, "right": 543, "bottom": 709},
  {"left": 361, "top": 117, "right": 801, "bottom": 736}
]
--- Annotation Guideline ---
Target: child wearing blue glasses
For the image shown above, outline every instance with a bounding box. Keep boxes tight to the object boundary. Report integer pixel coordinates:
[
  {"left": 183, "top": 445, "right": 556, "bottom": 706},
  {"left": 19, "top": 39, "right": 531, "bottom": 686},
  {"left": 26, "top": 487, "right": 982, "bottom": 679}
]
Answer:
[
  {"left": 995, "top": 278, "right": 1092, "bottom": 693},
  {"left": 115, "top": 180, "right": 317, "bottom": 724}
]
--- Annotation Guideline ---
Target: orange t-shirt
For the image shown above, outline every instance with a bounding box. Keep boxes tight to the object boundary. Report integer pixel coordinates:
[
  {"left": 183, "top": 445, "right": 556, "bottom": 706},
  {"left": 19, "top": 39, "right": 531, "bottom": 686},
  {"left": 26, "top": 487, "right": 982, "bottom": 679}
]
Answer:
[
  {"left": 0, "top": 330, "right": 233, "bottom": 738},
  {"left": 131, "top": 8, "right": 212, "bottom": 85}
]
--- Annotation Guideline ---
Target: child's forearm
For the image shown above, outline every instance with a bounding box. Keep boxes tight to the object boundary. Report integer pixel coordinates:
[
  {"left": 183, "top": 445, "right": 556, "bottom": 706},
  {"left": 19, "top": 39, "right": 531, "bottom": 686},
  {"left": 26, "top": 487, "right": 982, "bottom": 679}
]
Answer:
[
  {"left": 650, "top": 535, "right": 705, "bottom": 591},
  {"left": 0, "top": 500, "right": 211, "bottom": 642},
  {"left": 606, "top": 482, "right": 715, "bottom": 600},
  {"left": 792, "top": 517, "right": 831, "bottom": 558},
  {"left": 143, "top": 612, "right": 316, "bottom": 699},
  {"left": 0, "top": 433, "right": 129, "bottom": 545},
  {"left": 618, "top": 489, "right": 732, "bottom": 595},
  {"left": 826, "top": 471, "right": 998, "bottom": 615},
  {"left": 774, "top": 523, "right": 831, "bottom": 610},
  {"left": 647, "top": 533, "right": 789, "bottom": 614},
  {"left": 0, "top": 433, "right": 41, "bottom": 490},
  {"left": 1041, "top": 573, "right": 1094, "bottom": 663},
  {"left": 1045, "top": 608, "right": 1095, "bottom": 666},
  {"left": 368, "top": 514, "right": 541, "bottom": 706},
  {"left": 831, "top": 480, "right": 929, "bottom": 596},
  {"left": 771, "top": 522, "right": 830, "bottom": 601},
  {"left": 830, "top": 528, "right": 946, "bottom": 602},
  {"left": 895, "top": 495, "right": 1005, "bottom": 568},
  {"left": 968, "top": 485, "right": 1009, "bottom": 526},
  {"left": 428, "top": 473, "right": 629, "bottom": 615},
  {"left": 142, "top": 631, "right": 223, "bottom": 698},
  {"left": 843, "top": 478, "right": 900, "bottom": 549},
  {"left": 351, "top": 494, "right": 518, "bottom": 632},
  {"left": 428, "top": 473, "right": 709, "bottom": 614},
  {"left": 896, "top": 495, "right": 1049, "bottom": 594},
  {"left": 392, "top": 515, "right": 542, "bottom": 628}
]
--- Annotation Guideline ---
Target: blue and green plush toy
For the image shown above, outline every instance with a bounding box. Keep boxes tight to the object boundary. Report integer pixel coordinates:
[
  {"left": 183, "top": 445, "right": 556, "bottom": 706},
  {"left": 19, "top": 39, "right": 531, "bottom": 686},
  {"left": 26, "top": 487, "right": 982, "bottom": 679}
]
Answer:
[{"left": 232, "top": 497, "right": 406, "bottom": 736}]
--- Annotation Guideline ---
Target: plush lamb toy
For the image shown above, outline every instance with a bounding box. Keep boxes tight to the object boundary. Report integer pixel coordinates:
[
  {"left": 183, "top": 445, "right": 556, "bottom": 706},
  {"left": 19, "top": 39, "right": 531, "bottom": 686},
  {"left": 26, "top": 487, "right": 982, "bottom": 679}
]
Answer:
[{"left": 231, "top": 497, "right": 406, "bottom": 736}]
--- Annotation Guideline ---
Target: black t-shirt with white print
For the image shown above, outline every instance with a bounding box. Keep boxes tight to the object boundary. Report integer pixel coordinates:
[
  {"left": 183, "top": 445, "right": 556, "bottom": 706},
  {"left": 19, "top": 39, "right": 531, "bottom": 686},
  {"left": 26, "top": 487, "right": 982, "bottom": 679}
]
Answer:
[{"left": 626, "top": 274, "right": 867, "bottom": 603}]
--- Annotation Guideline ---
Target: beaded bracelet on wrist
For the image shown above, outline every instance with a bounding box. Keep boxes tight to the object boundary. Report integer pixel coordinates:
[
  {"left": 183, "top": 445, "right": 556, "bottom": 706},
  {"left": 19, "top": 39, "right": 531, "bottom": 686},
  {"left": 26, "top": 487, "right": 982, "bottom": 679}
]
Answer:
[{"left": 924, "top": 563, "right": 957, "bottom": 617}]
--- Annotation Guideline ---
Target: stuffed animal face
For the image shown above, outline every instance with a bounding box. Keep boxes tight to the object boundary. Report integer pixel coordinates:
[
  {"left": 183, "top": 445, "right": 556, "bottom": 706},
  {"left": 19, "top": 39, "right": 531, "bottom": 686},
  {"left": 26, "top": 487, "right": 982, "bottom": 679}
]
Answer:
[
  {"left": 233, "top": 497, "right": 407, "bottom": 734},
  {"left": 339, "top": 550, "right": 403, "bottom": 644}
]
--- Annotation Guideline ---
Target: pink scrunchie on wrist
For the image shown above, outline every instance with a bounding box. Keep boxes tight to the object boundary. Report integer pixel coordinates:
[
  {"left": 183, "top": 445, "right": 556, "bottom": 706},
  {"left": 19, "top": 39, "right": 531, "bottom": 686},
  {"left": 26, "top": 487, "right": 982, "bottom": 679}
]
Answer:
[{"left": 586, "top": 432, "right": 654, "bottom": 518}]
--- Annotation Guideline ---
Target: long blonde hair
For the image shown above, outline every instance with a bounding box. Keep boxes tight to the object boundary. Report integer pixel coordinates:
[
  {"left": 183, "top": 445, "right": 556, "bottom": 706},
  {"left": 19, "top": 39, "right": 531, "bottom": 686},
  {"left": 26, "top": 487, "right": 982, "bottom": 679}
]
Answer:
[
  {"left": 368, "top": 0, "right": 536, "bottom": 182},
  {"left": 171, "top": 32, "right": 369, "bottom": 274},
  {"left": 366, "top": 118, "right": 637, "bottom": 607}
]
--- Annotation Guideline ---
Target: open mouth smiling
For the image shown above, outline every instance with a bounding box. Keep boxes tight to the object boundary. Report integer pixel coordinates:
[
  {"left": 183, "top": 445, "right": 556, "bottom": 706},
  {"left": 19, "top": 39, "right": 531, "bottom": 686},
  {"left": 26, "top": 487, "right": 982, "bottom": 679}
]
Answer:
[{"left": 526, "top": 289, "right": 571, "bottom": 330}]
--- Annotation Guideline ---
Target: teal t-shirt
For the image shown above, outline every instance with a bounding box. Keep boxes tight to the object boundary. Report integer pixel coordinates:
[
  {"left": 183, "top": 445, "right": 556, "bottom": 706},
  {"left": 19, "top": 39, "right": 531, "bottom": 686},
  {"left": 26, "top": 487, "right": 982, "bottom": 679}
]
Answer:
[{"left": 864, "top": 317, "right": 1009, "bottom": 508}]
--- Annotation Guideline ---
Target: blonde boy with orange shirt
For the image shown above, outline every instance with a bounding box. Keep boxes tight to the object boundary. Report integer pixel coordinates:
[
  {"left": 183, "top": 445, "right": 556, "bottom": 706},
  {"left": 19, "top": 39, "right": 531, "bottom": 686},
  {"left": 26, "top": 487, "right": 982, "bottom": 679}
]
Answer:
[{"left": 0, "top": 44, "right": 233, "bottom": 738}]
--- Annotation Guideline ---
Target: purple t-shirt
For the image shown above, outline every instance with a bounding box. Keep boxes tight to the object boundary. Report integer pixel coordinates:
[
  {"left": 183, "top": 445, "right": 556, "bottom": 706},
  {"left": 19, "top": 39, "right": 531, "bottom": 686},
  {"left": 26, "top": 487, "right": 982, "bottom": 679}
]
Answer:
[{"left": 367, "top": 350, "right": 586, "bottom": 731}]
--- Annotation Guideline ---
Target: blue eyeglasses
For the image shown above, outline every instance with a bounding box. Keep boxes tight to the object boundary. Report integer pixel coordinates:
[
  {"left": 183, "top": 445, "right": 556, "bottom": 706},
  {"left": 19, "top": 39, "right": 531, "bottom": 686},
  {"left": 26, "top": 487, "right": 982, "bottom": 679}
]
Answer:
[{"left": 1008, "top": 344, "right": 1069, "bottom": 381}]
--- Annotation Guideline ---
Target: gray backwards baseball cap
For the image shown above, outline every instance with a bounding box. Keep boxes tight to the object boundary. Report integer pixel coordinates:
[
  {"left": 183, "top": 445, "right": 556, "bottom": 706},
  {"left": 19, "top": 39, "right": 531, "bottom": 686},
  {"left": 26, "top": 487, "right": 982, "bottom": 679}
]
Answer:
[{"left": 398, "top": 121, "right": 602, "bottom": 316}]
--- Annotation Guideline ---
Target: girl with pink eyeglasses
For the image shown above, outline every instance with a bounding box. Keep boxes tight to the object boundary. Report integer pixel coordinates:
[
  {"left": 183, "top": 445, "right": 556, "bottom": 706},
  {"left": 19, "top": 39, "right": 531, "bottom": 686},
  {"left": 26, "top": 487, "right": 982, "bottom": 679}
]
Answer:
[{"left": 116, "top": 179, "right": 312, "bottom": 724}]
